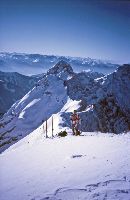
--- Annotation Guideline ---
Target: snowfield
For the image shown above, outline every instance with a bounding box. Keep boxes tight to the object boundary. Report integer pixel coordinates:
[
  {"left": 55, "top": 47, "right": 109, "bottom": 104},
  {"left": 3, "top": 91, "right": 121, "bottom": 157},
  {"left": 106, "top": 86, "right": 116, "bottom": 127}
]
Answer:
[{"left": 0, "top": 130, "right": 130, "bottom": 200}]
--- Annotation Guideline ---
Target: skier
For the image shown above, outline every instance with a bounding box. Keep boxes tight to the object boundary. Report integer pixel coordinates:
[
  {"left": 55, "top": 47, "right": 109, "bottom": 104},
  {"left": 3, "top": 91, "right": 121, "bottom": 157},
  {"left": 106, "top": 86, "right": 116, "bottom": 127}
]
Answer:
[{"left": 70, "top": 110, "right": 81, "bottom": 135}]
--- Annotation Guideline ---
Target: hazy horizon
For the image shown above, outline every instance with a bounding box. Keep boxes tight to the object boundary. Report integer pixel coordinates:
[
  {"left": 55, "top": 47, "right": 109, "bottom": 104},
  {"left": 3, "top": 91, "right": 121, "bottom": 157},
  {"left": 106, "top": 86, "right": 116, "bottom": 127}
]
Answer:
[{"left": 0, "top": 0, "right": 130, "bottom": 64}]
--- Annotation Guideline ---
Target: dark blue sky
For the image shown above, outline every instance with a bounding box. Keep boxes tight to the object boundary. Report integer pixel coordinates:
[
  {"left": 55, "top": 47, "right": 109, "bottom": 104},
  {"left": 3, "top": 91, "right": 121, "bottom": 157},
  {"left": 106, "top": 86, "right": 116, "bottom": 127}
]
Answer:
[{"left": 0, "top": 0, "right": 130, "bottom": 63}]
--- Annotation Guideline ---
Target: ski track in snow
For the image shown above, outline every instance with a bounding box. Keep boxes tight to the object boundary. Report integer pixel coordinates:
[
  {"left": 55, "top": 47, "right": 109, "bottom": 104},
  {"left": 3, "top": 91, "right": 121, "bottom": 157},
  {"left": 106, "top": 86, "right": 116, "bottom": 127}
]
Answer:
[
  {"left": 26, "top": 178, "right": 130, "bottom": 200},
  {"left": 27, "top": 178, "right": 130, "bottom": 200},
  {"left": 41, "top": 177, "right": 130, "bottom": 200}
]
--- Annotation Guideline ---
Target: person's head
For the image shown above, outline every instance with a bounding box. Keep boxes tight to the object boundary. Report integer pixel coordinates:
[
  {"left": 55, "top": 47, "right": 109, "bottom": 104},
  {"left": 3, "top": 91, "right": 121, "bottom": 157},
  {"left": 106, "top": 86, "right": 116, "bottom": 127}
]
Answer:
[{"left": 74, "top": 110, "right": 77, "bottom": 114}]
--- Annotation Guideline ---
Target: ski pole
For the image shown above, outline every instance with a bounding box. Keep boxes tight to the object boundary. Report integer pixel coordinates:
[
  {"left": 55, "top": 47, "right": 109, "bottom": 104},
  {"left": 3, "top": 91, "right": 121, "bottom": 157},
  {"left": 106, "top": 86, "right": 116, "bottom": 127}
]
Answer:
[
  {"left": 52, "top": 116, "right": 54, "bottom": 138},
  {"left": 46, "top": 118, "right": 48, "bottom": 138},
  {"left": 42, "top": 120, "right": 44, "bottom": 135}
]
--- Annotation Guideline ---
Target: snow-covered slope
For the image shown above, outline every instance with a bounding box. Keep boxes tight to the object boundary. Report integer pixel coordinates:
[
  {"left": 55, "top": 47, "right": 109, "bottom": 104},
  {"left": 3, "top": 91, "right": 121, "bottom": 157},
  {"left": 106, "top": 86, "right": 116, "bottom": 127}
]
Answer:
[
  {"left": 0, "top": 71, "right": 40, "bottom": 115},
  {"left": 0, "top": 52, "right": 118, "bottom": 75},
  {"left": 0, "top": 61, "right": 75, "bottom": 152},
  {"left": 0, "top": 127, "right": 130, "bottom": 200}
]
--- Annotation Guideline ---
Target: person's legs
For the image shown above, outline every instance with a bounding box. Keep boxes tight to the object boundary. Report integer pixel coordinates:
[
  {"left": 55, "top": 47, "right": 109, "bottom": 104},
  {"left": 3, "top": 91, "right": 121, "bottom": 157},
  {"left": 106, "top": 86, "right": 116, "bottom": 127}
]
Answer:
[
  {"left": 72, "top": 123, "right": 80, "bottom": 135},
  {"left": 72, "top": 124, "right": 75, "bottom": 135},
  {"left": 75, "top": 123, "right": 80, "bottom": 135}
]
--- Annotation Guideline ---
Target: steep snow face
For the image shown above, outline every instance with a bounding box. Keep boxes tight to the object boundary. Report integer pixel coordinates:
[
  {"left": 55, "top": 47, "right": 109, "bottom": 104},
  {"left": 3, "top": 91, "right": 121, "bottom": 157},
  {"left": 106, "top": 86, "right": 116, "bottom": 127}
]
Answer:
[
  {"left": 0, "top": 61, "right": 75, "bottom": 153},
  {"left": 0, "top": 128, "right": 130, "bottom": 200},
  {"left": 0, "top": 76, "right": 68, "bottom": 153},
  {"left": 0, "top": 52, "right": 118, "bottom": 75},
  {"left": 0, "top": 71, "right": 39, "bottom": 115}
]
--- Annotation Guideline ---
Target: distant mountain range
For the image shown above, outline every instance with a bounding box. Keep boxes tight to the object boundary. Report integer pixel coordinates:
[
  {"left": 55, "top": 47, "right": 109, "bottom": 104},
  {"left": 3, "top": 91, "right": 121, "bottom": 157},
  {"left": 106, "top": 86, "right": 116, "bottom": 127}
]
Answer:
[{"left": 0, "top": 52, "right": 119, "bottom": 75}]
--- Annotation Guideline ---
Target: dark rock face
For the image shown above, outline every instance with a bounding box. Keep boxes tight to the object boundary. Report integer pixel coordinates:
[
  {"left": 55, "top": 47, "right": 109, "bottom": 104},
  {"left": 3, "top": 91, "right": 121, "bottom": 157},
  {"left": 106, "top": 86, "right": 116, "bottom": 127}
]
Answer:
[
  {"left": 65, "top": 71, "right": 103, "bottom": 102},
  {"left": 94, "top": 64, "right": 130, "bottom": 133},
  {"left": 62, "top": 64, "right": 130, "bottom": 134},
  {"left": 103, "top": 64, "right": 130, "bottom": 118},
  {"left": 94, "top": 95, "right": 130, "bottom": 133}
]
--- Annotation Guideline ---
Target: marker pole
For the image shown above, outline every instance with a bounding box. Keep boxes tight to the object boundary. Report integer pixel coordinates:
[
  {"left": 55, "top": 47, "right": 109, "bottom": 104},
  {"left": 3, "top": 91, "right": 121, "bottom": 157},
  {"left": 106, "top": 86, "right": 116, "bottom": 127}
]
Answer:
[
  {"left": 52, "top": 116, "right": 54, "bottom": 138},
  {"left": 46, "top": 118, "right": 48, "bottom": 138}
]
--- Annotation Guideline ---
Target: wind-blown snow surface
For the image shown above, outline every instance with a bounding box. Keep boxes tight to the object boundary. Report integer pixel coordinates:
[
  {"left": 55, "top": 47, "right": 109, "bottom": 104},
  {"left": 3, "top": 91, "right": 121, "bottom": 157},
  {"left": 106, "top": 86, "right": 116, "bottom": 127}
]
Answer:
[{"left": 0, "top": 130, "right": 130, "bottom": 200}]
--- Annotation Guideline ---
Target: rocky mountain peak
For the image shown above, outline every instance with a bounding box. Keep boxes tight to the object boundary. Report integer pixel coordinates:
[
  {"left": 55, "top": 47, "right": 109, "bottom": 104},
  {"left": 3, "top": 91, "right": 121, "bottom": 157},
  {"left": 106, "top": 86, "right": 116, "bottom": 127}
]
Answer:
[{"left": 47, "top": 60, "right": 74, "bottom": 77}]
